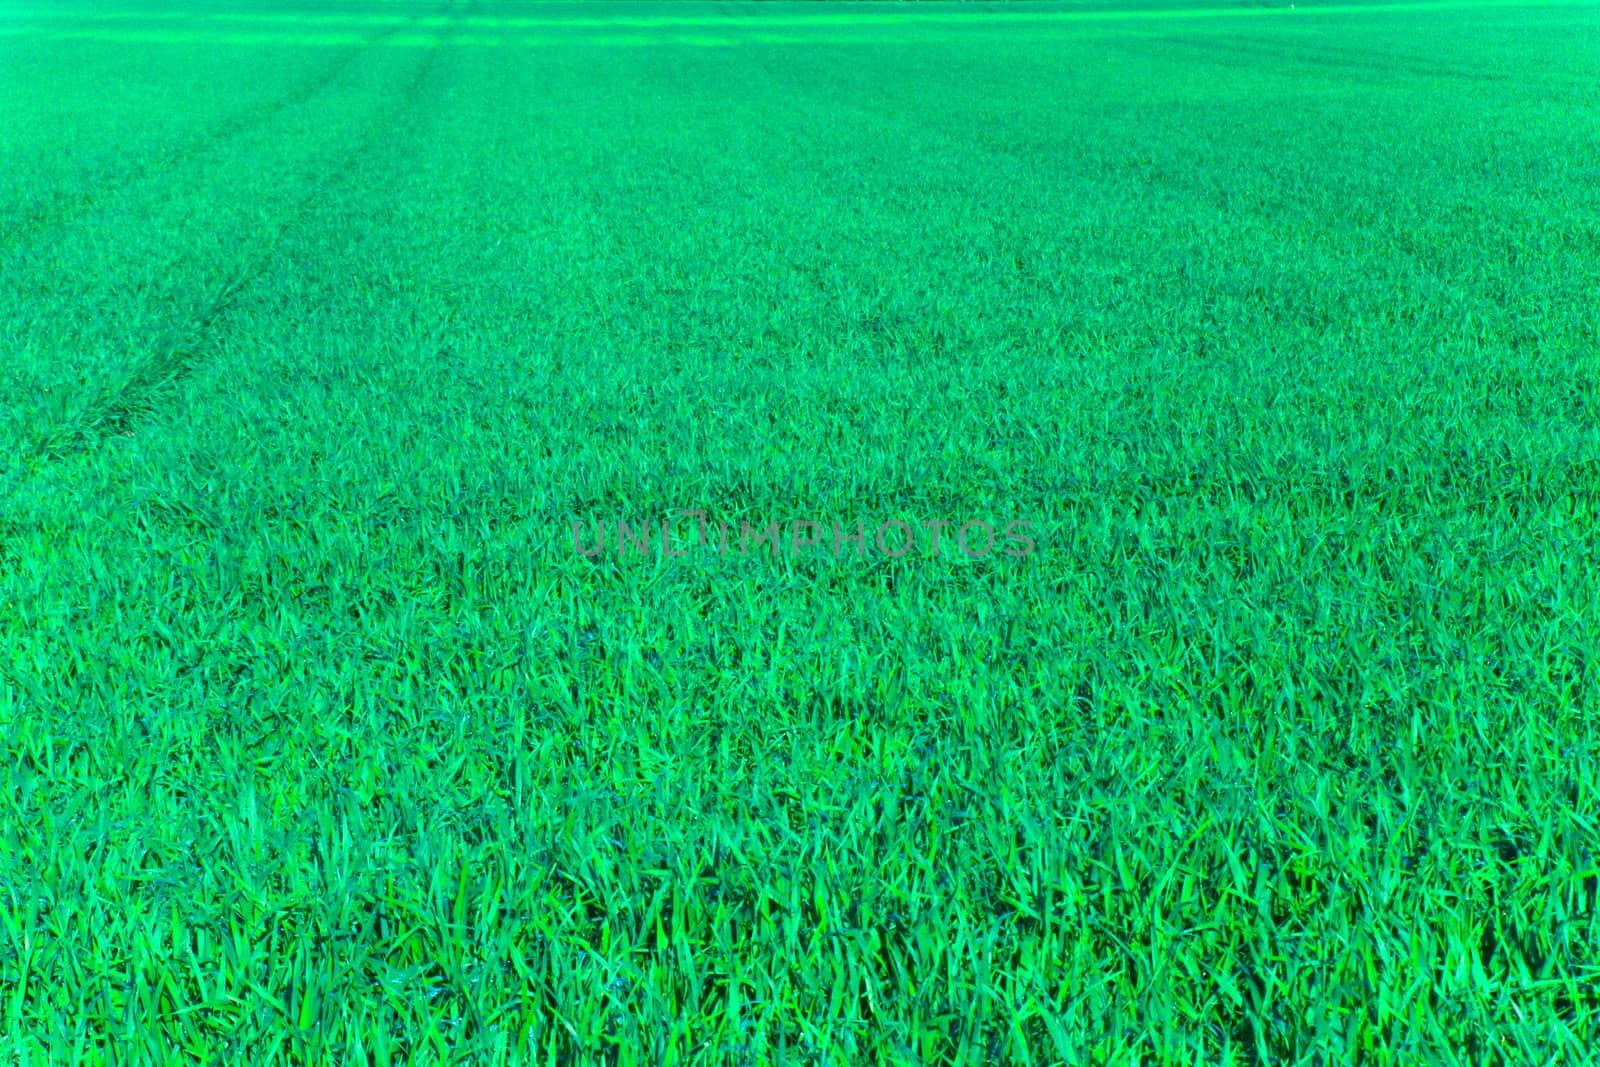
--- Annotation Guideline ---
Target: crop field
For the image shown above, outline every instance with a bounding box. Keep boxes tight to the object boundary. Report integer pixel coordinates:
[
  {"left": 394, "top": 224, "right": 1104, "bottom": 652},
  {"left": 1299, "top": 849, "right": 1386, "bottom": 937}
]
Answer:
[{"left": 2, "top": 0, "right": 1598, "bottom": 1063}]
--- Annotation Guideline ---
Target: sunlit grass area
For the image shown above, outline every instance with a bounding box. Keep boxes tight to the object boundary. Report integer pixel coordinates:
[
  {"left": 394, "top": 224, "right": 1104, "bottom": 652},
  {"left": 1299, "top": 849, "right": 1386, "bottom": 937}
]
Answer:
[{"left": 2, "top": 0, "right": 1598, "bottom": 1063}]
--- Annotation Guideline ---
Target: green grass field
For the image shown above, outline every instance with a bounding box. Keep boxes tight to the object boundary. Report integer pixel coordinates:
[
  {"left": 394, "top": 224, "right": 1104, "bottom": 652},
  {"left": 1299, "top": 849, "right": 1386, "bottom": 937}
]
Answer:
[{"left": 3, "top": 0, "right": 1598, "bottom": 1063}]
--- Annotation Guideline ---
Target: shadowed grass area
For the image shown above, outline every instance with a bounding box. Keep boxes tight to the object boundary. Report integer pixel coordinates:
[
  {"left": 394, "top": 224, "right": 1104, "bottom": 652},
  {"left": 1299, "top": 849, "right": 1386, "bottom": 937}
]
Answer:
[{"left": 2, "top": 0, "right": 1598, "bottom": 1064}]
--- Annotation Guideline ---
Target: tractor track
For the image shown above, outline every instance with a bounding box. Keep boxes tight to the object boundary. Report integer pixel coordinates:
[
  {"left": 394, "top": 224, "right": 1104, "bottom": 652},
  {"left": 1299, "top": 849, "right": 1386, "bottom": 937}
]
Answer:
[
  {"left": 0, "top": 9, "right": 429, "bottom": 249},
  {"left": 25, "top": 1, "right": 473, "bottom": 465},
  {"left": 1147, "top": 31, "right": 1578, "bottom": 95}
]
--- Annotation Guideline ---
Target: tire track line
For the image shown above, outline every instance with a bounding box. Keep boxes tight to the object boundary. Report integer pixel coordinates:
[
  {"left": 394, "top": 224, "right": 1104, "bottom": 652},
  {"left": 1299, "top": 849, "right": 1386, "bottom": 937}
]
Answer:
[
  {"left": 0, "top": 10, "right": 426, "bottom": 248},
  {"left": 27, "top": 2, "right": 470, "bottom": 464},
  {"left": 1147, "top": 31, "right": 1548, "bottom": 90}
]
